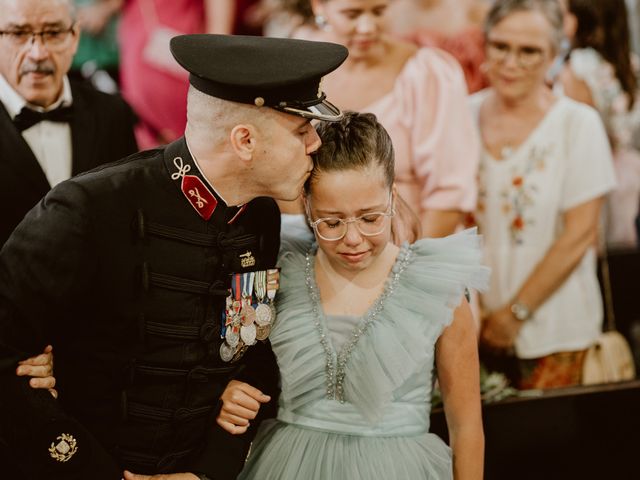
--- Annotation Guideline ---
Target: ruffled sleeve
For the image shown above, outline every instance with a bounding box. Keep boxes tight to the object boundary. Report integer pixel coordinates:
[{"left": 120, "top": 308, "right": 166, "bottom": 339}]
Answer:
[
  {"left": 401, "top": 48, "right": 480, "bottom": 213},
  {"left": 569, "top": 48, "right": 609, "bottom": 111},
  {"left": 343, "top": 229, "right": 490, "bottom": 422}
]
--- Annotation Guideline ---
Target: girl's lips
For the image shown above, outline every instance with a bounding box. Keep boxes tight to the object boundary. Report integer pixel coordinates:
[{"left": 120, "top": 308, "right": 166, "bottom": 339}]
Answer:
[{"left": 339, "top": 251, "right": 369, "bottom": 263}]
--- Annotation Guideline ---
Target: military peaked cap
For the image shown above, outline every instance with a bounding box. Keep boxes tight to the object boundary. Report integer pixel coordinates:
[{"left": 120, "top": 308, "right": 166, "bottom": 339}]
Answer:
[{"left": 170, "top": 34, "right": 348, "bottom": 122}]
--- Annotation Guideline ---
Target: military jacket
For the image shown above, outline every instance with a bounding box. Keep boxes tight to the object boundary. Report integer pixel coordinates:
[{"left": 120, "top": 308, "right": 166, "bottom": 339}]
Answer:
[{"left": 0, "top": 138, "right": 280, "bottom": 479}]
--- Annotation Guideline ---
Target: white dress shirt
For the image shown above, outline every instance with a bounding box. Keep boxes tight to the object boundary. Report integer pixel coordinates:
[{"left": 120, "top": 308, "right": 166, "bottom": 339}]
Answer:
[{"left": 0, "top": 74, "right": 73, "bottom": 188}]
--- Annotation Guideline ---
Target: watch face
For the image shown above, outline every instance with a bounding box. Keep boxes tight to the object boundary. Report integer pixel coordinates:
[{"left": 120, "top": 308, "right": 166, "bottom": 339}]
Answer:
[{"left": 511, "top": 303, "right": 530, "bottom": 321}]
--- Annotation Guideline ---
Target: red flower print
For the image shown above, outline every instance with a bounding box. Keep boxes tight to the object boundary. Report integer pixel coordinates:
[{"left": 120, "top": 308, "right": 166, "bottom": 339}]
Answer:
[{"left": 512, "top": 216, "right": 524, "bottom": 230}]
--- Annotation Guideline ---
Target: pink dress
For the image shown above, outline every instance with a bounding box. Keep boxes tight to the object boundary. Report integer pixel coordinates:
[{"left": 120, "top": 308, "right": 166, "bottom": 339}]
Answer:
[
  {"left": 119, "top": 0, "right": 205, "bottom": 149},
  {"left": 403, "top": 27, "right": 488, "bottom": 94},
  {"left": 366, "top": 48, "right": 480, "bottom": 240}
]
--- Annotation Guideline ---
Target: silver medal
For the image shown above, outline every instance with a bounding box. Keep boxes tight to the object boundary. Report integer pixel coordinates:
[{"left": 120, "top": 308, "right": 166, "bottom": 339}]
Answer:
[
  {"left": 219, "top": 342, "right": 235, "bottom": 362},
  {"left": 255, "top": 303, "right": 272, "bottom": 326},
  {"left": 225, "top": 327, "right": 240, "bottom": 347},
  {"left": 240, "top": 323, "right": 257, "bottom": 345}
]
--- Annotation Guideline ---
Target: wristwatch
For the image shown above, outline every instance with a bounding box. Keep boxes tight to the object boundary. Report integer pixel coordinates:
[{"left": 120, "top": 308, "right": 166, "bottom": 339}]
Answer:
[{"left": 510, "top": 302, "right": 532, "bottom": 322}]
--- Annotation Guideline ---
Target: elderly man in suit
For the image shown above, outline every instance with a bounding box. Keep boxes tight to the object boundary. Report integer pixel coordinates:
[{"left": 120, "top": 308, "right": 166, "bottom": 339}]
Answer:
[{"left": 0, "top": 0, "right": 137, "bottom": 247}]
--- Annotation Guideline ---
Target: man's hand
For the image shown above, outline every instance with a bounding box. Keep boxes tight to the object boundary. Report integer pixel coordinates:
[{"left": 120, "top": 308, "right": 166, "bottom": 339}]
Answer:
[
  {"left": 217, "top": 380, "right": 271, "bottom": 435},
  {"left": 123, "top": 471, "right": 198, "bottom": 480},
  {"left": 16, "top": 345, "right": 57, "bottom": 398}
]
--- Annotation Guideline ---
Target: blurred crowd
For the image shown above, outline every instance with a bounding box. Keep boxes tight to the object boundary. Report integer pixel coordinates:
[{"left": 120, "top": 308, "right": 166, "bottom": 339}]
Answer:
[{"left": 3, "top": 0, "right": 640, "bottom": 391}]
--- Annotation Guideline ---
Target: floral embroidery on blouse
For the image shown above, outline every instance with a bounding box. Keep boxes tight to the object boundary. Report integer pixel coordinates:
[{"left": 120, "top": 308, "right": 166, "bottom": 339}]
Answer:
[{"left": 499, "top": 145, "right": 551, "bottom": 244}]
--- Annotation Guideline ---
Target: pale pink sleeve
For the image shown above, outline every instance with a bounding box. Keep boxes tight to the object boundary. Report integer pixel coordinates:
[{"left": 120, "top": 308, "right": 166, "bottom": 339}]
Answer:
[{"left": 403, "top": 49, "right": 480, "bottom": 213}]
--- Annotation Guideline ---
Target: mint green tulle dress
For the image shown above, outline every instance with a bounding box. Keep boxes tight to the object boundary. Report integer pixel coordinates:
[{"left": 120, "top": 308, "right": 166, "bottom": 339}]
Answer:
[{"left": 238, "top": 230, "right": 489, "bottom": 480}]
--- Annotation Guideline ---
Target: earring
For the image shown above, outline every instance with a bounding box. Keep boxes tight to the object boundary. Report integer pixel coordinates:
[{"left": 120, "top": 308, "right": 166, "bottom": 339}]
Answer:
[{"left": 315, "top": 14, "right": 327, "bottom": 29}]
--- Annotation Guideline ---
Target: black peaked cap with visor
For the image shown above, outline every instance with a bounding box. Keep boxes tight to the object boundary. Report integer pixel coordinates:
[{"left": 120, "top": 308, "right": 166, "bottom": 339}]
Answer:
[{"left": 170, "top": 34, "right": 348, "bottom": 122}]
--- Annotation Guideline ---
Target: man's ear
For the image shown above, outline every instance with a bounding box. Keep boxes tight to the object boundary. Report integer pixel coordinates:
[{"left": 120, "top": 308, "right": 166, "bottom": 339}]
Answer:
[{"left": 229, "top": 124, "right": 256, "bottom": 162}]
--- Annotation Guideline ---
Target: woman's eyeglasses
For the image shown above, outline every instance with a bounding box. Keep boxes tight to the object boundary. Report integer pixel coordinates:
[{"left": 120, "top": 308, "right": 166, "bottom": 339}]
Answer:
[{"left": 486, "top": 40, "right": 545, "bottom": 69}]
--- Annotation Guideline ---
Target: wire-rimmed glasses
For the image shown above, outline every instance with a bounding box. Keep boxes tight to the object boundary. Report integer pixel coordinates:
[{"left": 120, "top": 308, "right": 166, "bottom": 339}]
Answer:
[
  {"left": 0, "top": 24, "right": 76, "bottom": 49},
  {"left": 307, "top": 192, "right": 395, "bottom": 241}
]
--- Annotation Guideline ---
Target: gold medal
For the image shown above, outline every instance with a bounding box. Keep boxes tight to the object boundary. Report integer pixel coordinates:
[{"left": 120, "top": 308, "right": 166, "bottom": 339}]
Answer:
[
  {"left": 256, "top": 323, "right": 271, "bottom": 341},
  {"left": 231, "top": 342, "right": 249, "bottom": 362}
]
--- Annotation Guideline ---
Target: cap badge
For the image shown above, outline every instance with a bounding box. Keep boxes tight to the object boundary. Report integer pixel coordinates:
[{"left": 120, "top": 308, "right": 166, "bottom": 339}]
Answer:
[
  {"left": 171, "top": 157, "right": 218, "bottom": 220},
  {"left": 254, "top": 97, "right": 265, "bottom": 107},
  {"left": 240, "top": 251, "right": 256, "bottom": 268},
  {"left": 317, "top": 77, "right": 324, "bottom": 99},
  {"left": 48, "top": 433, "right": 78, "bottom": 463}
]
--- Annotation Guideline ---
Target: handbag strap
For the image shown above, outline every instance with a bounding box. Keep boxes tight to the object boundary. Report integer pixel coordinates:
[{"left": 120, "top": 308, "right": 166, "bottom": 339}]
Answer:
[{"left": 598, "top": 224, "right": 617, "bottom": 332}]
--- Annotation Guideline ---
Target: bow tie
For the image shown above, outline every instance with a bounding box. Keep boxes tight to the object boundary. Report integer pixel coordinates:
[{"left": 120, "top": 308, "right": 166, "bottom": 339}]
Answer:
[{"left": 13, "top": 105, "right": 74, "bottom": 132}]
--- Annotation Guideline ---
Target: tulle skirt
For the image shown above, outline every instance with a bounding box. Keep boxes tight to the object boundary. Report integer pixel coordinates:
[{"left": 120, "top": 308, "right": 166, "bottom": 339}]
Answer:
[{"left": 238, "top": 419, "right": 453, "bottom": 480}]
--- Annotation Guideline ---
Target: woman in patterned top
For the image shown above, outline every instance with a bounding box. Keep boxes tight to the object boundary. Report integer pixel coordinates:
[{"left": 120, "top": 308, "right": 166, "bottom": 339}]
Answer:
[{"left": 470, "top": 0, "right": 616, "bottom": 389}]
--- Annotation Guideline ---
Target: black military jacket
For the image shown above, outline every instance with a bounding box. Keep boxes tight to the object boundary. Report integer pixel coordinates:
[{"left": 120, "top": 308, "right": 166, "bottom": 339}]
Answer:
[{"left": 0, "top": 138, "right": 280, "bottom": 479}]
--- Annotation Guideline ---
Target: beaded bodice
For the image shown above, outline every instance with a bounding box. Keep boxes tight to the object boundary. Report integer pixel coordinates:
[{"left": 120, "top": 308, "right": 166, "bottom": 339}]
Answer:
[
  {"left": 304, "top": 244, "right": 414, "bottom": 403},
  {"left": 269, "top": 231, "right": 489, "bottom": 435}
]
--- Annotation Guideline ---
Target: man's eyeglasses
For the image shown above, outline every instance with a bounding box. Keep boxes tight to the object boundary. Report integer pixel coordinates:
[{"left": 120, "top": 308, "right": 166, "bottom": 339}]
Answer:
[
  {"left": 486, "top": 40, "right": 545, "bottom": 69},
  {"left": 0, "top": 24, "right": 76, "bottom": 48},
  {"left": 307, "top": 192, "right": 395, "bottom": 241}
]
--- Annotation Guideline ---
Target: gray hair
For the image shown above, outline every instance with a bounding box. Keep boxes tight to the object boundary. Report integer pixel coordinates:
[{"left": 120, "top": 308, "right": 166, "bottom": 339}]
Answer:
[
  {"left": 484, "top": 0, "right": 565, "bottom": 52},
  {"left": 0, "top": 0, "right": 76, "bottom": 18},
  {"left": 185, "top": 86, "right": 275, "bottom": 147}
]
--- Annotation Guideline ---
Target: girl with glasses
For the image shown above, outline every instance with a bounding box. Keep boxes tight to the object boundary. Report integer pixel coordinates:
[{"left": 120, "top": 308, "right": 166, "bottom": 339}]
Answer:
[{"left": 232, "top": 112, "right": 488, "bottom": 479}]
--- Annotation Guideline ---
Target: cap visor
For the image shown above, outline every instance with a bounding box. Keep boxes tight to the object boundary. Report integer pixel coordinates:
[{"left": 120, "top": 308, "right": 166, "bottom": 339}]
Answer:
[{"left": 279, "top": 99, "right": 343, "bottom": 122}]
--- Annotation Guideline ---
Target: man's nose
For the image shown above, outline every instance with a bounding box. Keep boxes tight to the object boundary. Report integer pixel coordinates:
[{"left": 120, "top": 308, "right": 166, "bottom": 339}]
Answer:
[{"left": 25, "top": 35, "right": 51, "bottom": 61}]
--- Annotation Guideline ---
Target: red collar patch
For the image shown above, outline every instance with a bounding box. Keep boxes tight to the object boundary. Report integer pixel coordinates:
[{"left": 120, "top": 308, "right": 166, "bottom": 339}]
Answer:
[{"left": 171, "top": 157, "right": 217, "bottom": 220}]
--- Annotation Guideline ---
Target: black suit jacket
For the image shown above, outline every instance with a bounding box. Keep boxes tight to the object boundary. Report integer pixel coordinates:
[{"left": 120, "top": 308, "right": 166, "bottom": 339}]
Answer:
[{"left": 0, "top": 80, "right": 138, "bottom": 247}]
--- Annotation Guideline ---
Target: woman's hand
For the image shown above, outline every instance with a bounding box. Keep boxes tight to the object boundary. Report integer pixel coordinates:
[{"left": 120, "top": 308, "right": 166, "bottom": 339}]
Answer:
[
  {"left": 16, "top": 345, "right": 57, "bottom": 398},
  {"left": 480, "top": 306, "right": 523, "bottom": 350},
  {"left": 216, "top": 380, "right": 271, "bottom": 435}
]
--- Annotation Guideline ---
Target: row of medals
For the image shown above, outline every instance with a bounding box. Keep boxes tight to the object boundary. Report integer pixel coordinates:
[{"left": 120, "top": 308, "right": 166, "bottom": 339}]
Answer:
[{"left": 220, "top": 270, "right": 278, "bottom": 362}]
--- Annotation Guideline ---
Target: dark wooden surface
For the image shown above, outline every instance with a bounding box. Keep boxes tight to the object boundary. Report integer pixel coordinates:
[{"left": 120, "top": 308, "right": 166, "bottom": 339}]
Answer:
[{"left": 430, "top": 380, "right": 640, "bottom": 480}]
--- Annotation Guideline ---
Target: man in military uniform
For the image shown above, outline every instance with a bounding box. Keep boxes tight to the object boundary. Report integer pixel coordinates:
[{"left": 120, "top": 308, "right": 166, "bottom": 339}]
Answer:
[{"left": 0, "top": 34, "right": 347, "bottom": 479}]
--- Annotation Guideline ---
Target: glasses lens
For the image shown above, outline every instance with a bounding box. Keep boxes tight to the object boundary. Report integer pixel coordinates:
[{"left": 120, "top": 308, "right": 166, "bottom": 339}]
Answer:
[
  {"left": 356, "top": 213, "right": 387, "bottom": 236},
  {"left": 316, "top": 219, "right": 346, "bottom": 240},
  {"left": 315, "top": 213, "right": 388, "bottom": 240}
]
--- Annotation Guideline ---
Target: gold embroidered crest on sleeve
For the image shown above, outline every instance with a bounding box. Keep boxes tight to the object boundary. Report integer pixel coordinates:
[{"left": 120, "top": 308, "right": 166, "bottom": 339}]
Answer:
[{"left": 48, "top": 433, "right": 78, "bottom": 463}]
